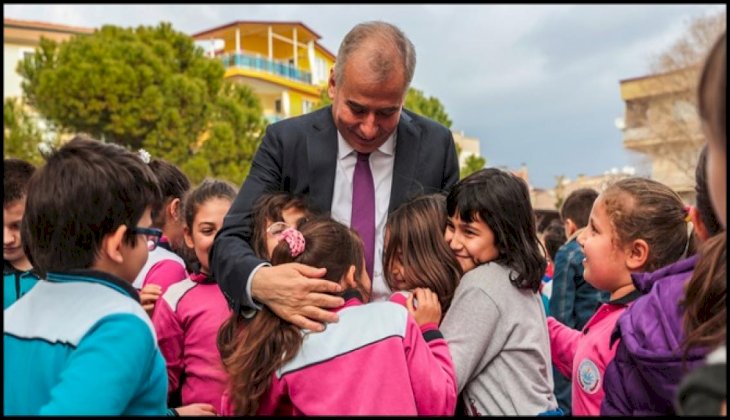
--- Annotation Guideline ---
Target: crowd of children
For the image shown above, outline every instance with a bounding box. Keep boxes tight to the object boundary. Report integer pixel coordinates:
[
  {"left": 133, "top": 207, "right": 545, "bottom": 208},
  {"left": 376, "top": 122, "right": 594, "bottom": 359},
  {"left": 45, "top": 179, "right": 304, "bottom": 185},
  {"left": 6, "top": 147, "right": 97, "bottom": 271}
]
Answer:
[{"left": 3, "top": 30, "right": 726, "bottom": 416}]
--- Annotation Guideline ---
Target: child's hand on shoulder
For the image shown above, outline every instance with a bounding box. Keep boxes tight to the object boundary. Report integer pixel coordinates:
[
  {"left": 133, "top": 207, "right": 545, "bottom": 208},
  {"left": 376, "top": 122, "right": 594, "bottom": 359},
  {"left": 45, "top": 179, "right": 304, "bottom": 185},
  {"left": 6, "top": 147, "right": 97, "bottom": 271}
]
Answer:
[
  {"left": 140, "top": 283, "right": 162, "bottom": 316},
  {"left": 406, "top": 287, "right": 441, "bottom": 326}
]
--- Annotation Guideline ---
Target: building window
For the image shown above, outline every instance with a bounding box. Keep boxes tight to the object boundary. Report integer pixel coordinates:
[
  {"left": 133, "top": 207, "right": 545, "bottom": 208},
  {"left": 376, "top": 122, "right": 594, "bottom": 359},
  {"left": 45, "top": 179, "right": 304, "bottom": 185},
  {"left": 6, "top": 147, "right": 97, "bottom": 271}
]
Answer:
[
  {"left": 275, "top": 99, "right": 282, "bottom": 114},
  {"left": 626, "top": 100, "right": 648, "bottom": 128},
  {"left": 19, "top": 47, "right": 35, "bottom": 61},
  {"left": 315, "top": 57, "right": 328, "bottom": 82},
  {"left": 302, "top": 100, "right": 314, "bottom": 114}
]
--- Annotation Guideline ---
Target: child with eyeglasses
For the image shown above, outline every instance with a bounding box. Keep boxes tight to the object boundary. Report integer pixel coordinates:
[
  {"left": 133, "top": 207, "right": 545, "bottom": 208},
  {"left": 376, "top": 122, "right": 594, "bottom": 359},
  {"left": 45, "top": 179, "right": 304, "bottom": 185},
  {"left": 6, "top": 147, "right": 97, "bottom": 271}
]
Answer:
[
  {"left": 3, "top": 136, "right": 169, "bottom": 415},
  {"left": 151, "top": 179, "right": 238, "bottom": 415},
  {"left": 250, "top": 192, "right": 312, "bottom": 260}
]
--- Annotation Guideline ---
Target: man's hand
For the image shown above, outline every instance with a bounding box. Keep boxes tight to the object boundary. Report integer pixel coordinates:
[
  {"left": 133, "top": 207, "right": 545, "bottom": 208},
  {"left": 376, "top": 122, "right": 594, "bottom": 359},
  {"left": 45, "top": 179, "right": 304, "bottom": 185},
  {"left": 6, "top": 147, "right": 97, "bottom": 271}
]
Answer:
[
  {"left": 252, "top": 263, "right": 344, "bottom": 332},
  {"left": 406, "top": 288, "right": 442, "bottom": 326}
]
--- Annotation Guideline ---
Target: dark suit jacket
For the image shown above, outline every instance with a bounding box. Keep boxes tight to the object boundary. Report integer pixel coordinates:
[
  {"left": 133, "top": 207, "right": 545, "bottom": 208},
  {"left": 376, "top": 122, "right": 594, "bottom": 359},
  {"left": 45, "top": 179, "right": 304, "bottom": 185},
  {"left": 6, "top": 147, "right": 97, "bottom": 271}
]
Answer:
[{"left": 210, "top": 106, "right": 459, "bottom": 312}]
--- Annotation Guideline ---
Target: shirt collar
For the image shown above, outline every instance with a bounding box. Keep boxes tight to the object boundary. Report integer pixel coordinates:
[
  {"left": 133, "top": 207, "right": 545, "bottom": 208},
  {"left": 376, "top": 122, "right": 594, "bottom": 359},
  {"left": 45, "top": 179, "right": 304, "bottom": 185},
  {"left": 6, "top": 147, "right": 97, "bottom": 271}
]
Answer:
[
  {"left": 45, "top": 269, "right": 140, "bottom": 302},
  {"left": 3, "top": 259, "right": 33, "bottom": 276},
  {"left": 567, "top": 227, "right": 585, "bottom": 243},
  {"left": 158, "top": 235, "right": 174, "bottom": 252},
  {"left": 607, "top": 288, "right": 642, "bottom": 306},
  {"left": 190, "top": 271, "right": 213, "bottom": 284},
  {"left": 336, "top": 130, "right": 397, "bottom": 160},
  {"left": 331, "top": 288, "right": 365, "bottom": 313}
]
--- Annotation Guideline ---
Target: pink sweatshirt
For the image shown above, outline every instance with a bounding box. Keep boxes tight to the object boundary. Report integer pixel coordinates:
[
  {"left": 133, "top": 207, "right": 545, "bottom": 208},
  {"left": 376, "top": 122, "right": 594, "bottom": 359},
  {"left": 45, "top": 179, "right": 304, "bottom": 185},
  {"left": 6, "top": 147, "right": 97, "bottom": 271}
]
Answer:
[
  {"left": 151, "top": 272, "right": 231, "bottom": 413},
  {"left": 547, "top": 290, "right": 639, "bottom": 415},
  {"left": 221, "top": 291, "right": 457, "bottom": 415}
]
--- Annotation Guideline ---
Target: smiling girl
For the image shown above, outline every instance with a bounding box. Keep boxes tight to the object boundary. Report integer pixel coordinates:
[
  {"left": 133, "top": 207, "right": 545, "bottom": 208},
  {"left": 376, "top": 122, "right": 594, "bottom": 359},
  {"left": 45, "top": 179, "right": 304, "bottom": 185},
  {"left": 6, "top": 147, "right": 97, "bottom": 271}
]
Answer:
[
  {"left": 440, "top": 168, "right": 557, "bottom": 416},
  {"left": 151, "top": 179, "right": 237, "bottom": 414},
  {"left": 548, "top": 177, "right": 691, "bottom": 415}
]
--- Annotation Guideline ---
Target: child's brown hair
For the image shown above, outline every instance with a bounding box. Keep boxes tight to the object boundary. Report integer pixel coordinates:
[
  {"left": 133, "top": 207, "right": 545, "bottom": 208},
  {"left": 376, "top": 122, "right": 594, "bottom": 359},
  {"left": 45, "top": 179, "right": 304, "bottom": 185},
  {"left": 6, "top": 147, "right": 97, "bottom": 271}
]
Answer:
[
  {"left": 681, "top": 232, "right": 726, "bottom": 362},
  {"left": 384, "top": 194, "right": 462, "bottom": 313},
  {"left": 600, "top": 177, "right": 690, "bottom": 272},
  {"left": 217, "top": 217, "right": 365, "bottom": 415}
]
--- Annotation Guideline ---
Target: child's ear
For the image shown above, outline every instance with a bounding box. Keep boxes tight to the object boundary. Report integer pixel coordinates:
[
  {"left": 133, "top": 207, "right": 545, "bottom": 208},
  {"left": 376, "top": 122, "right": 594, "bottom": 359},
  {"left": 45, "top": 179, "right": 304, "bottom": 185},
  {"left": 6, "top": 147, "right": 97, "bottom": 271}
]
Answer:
[
  {"left": 564, "top": 219, "right": 577, "bottom": 237},
  {"left": 183, "top": 225, "right": 194, "bottom": 249},
  {"left": 102, "top": 225, "right": 128, "bottom": 264},
  {"left": 625, "top": 238, "right": 650, "bottom": 271},
  {"left": 342, "top": 265, "right": 357, "bottom": 289},
  {"left": 169, "top": 198, "right": 182, "bottom": 222}
]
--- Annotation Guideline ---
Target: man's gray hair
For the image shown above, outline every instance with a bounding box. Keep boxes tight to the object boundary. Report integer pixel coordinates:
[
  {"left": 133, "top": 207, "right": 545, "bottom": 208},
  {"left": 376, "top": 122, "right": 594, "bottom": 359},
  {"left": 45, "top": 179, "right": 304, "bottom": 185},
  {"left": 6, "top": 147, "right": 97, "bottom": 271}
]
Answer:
[{"left": 333, "top": 21, "right": 416, "bottom": 92}]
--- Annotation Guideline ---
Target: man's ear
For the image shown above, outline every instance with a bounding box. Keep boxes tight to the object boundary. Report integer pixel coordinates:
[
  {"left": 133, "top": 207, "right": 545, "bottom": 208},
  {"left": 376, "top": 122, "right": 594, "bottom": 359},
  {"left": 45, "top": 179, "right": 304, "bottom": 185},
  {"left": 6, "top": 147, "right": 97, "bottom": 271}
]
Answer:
[
  {"left": 625, "top": 238, "right": 650, "bottom": 271},
  {"left": 327, "top": 67, "right": 337, "bottom": 100},
  {"left": 689, "top": 206, "right": 710, "bottom": 243},
  {"left": 101, "top": 225, "right": 128, "bottom": 264}
]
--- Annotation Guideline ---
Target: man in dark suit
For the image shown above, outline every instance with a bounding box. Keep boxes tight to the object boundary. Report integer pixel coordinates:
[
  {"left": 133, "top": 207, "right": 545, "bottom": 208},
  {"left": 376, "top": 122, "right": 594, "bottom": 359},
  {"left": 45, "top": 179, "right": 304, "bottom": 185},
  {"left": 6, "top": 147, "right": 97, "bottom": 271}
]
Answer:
[{"left": 210, "top": 21, "right": 459, "bottom": 331}]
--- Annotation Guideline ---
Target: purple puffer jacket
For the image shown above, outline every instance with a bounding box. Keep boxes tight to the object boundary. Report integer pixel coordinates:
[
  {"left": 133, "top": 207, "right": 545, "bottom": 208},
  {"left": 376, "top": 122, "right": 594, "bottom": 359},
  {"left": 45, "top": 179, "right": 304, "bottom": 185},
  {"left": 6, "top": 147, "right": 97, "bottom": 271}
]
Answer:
[{"left": 601, "top": 255, "right": 707, "bottom": 415}]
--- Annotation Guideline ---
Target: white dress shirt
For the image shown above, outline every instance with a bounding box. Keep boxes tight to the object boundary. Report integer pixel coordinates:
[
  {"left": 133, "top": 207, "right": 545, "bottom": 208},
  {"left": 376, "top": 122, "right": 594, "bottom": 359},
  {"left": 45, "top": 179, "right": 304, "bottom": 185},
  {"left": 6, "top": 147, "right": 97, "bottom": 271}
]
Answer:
[{"left": 331, "top": 131, "right": 396, "bottom": 302}]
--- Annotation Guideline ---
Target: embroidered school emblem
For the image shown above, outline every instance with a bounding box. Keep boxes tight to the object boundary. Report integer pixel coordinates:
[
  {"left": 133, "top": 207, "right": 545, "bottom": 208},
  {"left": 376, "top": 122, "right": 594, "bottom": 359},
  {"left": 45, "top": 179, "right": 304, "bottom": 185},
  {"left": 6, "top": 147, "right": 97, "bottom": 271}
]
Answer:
[{"left": 577, "top": 359, "right": 601, "bottom": 394}]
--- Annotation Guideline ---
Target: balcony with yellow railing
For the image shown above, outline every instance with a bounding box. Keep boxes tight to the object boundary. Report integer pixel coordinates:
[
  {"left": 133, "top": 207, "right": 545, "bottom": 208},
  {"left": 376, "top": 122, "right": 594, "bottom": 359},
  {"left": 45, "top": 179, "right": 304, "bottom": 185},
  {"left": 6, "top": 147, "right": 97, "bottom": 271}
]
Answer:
[{"left": 220, "top": 52, "right": 312, "bottom": 85}]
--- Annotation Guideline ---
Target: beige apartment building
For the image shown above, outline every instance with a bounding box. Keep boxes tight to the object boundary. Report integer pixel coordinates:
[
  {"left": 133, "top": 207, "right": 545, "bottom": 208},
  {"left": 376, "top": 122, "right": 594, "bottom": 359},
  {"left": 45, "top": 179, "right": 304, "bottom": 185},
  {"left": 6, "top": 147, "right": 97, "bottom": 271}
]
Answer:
[
  {"left": 618, "top": 68, "right": 704, "bottom": 204},
  {"left": 4, "top": 18, "right": 93, "bottom": 100}
]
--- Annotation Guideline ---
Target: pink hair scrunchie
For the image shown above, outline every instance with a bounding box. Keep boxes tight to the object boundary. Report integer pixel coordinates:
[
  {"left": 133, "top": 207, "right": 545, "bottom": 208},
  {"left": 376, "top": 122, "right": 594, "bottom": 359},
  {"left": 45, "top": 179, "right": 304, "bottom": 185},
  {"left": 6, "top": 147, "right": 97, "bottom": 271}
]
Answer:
[{"left": 280, "top": 227, "right": 305, "bottom": 257}]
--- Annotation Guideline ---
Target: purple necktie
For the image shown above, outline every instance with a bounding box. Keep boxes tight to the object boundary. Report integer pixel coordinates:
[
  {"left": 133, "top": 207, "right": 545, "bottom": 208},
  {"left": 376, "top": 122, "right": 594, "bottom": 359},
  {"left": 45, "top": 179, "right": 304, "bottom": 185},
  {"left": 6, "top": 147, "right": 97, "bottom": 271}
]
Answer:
[{"left": 351, "top": 152, "right": 375, "bottom": 280}]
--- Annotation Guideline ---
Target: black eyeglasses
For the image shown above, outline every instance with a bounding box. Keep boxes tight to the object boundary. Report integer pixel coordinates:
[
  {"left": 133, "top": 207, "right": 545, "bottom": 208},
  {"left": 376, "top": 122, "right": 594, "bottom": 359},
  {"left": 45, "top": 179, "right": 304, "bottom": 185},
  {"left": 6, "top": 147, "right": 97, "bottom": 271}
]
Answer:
[{"left": 130, "top": 227, "right": 163, "bottom": 251}]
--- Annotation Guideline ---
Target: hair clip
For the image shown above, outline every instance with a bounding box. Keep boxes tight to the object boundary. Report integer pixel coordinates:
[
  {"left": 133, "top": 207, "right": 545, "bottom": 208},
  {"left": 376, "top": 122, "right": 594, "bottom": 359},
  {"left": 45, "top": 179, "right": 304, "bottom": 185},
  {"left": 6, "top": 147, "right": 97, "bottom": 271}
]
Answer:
[
  {"left": 684, "top": 205, "right": 692, "bottom": 223},
  {"left": 280, "top": 227, "right": 305, "bottom": 257},
  {"left": 138, "top": 148, "right": 151, "bottom": 164}
]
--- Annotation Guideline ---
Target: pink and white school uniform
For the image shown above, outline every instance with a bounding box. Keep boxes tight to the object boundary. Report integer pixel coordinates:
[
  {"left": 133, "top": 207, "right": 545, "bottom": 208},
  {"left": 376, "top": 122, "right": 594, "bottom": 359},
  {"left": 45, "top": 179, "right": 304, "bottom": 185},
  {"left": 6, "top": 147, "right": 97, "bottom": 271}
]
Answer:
[
  {"left": 151, "top": 271, "right": 231, "bottom": 412},
  {"left": 221, "top": 290, "right": 457, "bottom": 415},
  {"left": 547, "top": 290, "right": 641, "bottom": 415},
  {"left": 132, "top": 236, "right": 187, "bottom": 294}
]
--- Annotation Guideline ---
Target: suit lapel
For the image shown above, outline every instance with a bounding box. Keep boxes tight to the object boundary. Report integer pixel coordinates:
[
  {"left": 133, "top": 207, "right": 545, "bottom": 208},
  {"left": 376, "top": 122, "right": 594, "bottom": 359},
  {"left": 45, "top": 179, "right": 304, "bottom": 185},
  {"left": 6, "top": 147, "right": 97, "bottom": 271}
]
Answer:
[
  {"left": 389, "top": 112, "right": 421, "bottom": 213},
  {"left": 307, "top": 108, "right": 338, "bottom": 213}
]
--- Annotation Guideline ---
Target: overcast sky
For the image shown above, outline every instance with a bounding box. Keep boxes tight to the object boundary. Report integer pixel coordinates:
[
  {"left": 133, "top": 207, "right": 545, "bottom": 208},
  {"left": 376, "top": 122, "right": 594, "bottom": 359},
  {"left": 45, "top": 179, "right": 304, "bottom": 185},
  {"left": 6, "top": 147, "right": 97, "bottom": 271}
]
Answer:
[{"left": 5, "top": 4, "right": 726, "bottom": 188}]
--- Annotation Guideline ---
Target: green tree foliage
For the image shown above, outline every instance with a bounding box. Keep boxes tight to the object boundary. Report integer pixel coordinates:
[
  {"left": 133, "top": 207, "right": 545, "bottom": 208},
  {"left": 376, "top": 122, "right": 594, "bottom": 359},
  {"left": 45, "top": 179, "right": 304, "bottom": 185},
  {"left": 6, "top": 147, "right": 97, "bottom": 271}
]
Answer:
[
  {"left": 404, "top": 87, "right": 452, "bottom": 128},
  {"left": 454, "top": 142, "right": 487, "bottom": 179},
  {"left": 3, "top": 98, "right": 45, "bottom": 166},
  {"left": 18, "top": 22, "right": 265, "bottom": 184},
  {"left": 180, "top": 82, "right": 266, "bottom": 185},
  {"left": 316, "top": 86, "right": 453, "bottom": 128},
  {"left": 460, "top": 154, "right": 486, "bottom": 179}
]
